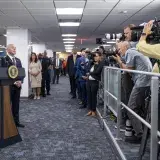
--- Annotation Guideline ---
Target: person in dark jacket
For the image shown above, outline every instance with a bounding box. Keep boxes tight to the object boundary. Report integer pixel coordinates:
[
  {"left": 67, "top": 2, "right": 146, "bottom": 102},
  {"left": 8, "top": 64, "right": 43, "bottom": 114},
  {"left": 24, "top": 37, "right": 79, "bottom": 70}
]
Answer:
[
  {"left": 66, "top": 51, "right": 81, "bottom": 98},
  {"left": 41, "top": 51, "right": 51, "bottom": 97},
  {"left": 2, "top": 44, "right": 25, "bottom": 128},
  {"left": 76, "top": 49, "right": 90, "bottom": 109},
  {"left": 85, "top": 51, "right": 104, "bottom": 116}
]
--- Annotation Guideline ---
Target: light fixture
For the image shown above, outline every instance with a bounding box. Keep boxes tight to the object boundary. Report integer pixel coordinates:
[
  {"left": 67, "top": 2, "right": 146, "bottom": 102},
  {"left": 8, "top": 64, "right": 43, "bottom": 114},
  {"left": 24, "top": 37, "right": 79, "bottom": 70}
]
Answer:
[
  {"left": 63, "top": 38, "right": 76, "bottom": 41},
  {"left": 64, "top": 45, "right": 74, "bottom": 47},
  {"left": 62, "top": 34, "right": 77, "bottom": 37},
  {"left": 120, "top": 10, "right": 128, "bottom": 14},
  {"left": 66, "top": 50, "right": 72, "bottom": 52},
  {"left": 3, "top": 34, "right": 7, "bottom": 37},
  {"left": 56, "top": 8, "right": 83, "bottom": 15},
  {"left": 63, "top": 41, "right": 75, "bottom": 44},
  {"left": 107, "top": 41, "right": 116, "bottom": 44},
  {"left": 65, "top": 47, "right": 73, "bottom": 49},
  {"left": 59, "top": 22, "right": 80, "bottom": 27},
  {"left": 102, "top": 44, "right": 111, "bottom": 47}
]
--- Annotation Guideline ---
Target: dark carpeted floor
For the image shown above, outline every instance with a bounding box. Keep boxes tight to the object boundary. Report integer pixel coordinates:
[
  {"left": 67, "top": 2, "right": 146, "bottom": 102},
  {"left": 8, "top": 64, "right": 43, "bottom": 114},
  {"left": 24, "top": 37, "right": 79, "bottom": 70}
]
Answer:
[{"left": 0, "top": 76, "right": 119, "bottom": 160}]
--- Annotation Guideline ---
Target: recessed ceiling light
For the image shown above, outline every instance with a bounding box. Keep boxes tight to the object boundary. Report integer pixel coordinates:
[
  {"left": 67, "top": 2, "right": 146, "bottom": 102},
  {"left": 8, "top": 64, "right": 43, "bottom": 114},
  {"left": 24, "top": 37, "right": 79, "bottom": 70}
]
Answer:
[
  {"left": 56, "top": 8, "right": 83, "bottom": 15},
  {"left": 65, "top": 45, "right": 74, "bottom": 47},
  {"left": 65, "top": 47, "right": 73, "bottom": 49},
  {"left": 66, "top": 50, "right": 72, "bottom": 52},
  {"left": 62, "top": 34, "right": 77, "bottom": 37},
  {"left": 59, "top": 22, "right": 80, "bottom": 27},
  {"left": 63, "top": 38, "right": 76, "bottom": 41},
  {"left": 120, "top": 10, "right": 128, "bottom": 14},
  {"left": 3, "top": 34, "right": 7, "bottom": 37},
  {"left": 63, "top": 41, "right": 75, "bottom": 44}
]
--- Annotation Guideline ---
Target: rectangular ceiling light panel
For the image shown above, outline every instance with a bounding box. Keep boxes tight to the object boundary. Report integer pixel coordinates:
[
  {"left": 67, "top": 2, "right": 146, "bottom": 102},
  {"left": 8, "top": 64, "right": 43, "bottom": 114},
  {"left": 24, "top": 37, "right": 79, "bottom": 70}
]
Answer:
[
  {"left": 59, "top": 22, "right": 80, "bottom": 26},
  {"left": 63, "top": 42, "right": 75, "bottom": 44},
  {"left": 63, "top": 38, "right": 76, "bottom": 41},
  {"left": 65, "top": 45, "right": 74, "bottom": 46},
  {"left": 56, "top": 8, "right": 83, "bottom": 15},
  {"left": 62, "top": 34, "right": 77, "bottom": 37}
]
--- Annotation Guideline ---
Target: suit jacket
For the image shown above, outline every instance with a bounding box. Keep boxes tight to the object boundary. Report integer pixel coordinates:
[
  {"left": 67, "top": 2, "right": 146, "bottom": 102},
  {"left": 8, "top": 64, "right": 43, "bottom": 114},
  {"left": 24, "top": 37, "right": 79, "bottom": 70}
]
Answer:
[
  {"left": 53, "top": 58, "right": 62, "bottom": 69},
  {"left": 2, "top": 55, "right": 24, "bottom": 82},
  {"left": 89, "top": 60, "right": 105, "bottom": 81},
  {"left": 66, "top": 54, "right": 81, "bottom": 76}
]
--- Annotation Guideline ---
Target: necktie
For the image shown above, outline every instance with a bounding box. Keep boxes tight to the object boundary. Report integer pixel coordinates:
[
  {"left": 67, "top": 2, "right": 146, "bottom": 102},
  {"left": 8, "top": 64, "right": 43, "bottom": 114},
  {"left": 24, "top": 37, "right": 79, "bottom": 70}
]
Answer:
[{"left": 12, "top": 58, "right": 16, "bottom": 66}]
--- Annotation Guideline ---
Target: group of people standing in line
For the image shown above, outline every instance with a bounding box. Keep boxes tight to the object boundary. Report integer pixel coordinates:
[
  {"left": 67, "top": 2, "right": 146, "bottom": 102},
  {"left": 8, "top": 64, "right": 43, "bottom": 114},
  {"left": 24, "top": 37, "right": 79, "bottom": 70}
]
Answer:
[
  {"left": 29, "top": 51, "right": 67, "bottom": 100},
  {"left": 66, "top": 48, "right": 104, "bottom": 116}
]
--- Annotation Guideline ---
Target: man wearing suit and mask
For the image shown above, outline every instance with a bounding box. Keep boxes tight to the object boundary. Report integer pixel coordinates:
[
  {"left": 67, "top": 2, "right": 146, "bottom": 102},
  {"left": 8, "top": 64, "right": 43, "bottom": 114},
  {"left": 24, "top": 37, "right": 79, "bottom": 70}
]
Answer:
[
  {"left": 2, "top": 44, "right": 25, "bottom": 128},
  {"left": 53, "top": 54, "right": 62, "bottom": 84},
  {"left": 66, "top": 50, "right": 81, "bottom": 99}
]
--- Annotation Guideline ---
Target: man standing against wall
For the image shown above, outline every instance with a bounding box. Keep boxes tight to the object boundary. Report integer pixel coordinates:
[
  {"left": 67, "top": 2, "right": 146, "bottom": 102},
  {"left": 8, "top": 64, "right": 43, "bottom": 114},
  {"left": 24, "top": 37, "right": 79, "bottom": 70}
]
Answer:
[{"left": 3, "top": 44, "right": 25, "bottom": 128}]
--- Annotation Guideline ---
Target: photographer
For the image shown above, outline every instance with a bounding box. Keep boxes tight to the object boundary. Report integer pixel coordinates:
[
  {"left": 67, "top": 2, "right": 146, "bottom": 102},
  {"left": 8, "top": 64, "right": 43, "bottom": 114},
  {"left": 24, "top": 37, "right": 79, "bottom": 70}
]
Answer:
[
  {"left": 113, "top": 41, "right": 152, "bottom": 143},
  {"left": 137, "top": 20, "right": 160, "bottom": 72}
]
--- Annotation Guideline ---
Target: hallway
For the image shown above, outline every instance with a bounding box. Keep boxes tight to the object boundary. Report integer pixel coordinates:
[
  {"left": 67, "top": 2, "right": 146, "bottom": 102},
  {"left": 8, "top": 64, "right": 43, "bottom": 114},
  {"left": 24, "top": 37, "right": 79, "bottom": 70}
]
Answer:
[{"left": 0, "top": 77, "right": 118, "bottom": 160}]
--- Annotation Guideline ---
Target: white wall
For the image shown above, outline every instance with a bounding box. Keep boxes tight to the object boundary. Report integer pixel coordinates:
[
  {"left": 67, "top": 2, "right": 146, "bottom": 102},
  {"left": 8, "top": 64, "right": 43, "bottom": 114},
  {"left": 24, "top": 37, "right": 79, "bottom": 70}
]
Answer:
[
  {"left": 32, "top": 43, "right": 46, "bottom": 54},
  {"left": 7, "top": 28, "right": 31, "bottom": 97},
  {"left": 46, "top": 49, "right": 53, "bottom": 57}
]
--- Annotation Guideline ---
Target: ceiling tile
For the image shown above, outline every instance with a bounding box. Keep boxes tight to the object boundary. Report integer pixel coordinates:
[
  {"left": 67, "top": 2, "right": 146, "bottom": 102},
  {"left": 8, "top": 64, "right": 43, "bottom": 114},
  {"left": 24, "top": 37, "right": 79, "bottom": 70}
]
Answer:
[
  {"left": 85, "top": 1, "right": 119, "bottom": 9},
  {"left": 61, "top": 27, "right": 78, "bottom": 34},
  {"left": 0, "top": 1, "right": 24, "bottom": 9},
  {"left": 81, "top": 15, "right": 106, "bottom": 23},
  {"left": 23, "top": 1, "right": 54, "bottom": 9},
  {"left": 83, "top": 9, "right": 111, "bottom": 15},
  {"left": 29, "top": 9, "right": 56, "bottom": 15}
]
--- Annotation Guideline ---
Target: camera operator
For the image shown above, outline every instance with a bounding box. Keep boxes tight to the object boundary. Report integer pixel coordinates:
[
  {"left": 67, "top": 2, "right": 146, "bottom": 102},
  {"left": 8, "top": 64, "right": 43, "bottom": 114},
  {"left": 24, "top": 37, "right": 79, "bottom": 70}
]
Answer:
[
  {"left": 137, "top": 20, "right": 160, "bottom": 73},
  {"left": 113, "top": 41, "right": 152, "bottom": 143}
]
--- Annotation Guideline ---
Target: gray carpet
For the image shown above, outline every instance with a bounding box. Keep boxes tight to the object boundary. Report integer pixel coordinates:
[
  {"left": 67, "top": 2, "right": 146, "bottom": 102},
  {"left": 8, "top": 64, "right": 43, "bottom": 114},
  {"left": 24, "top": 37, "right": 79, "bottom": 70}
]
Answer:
[{"left": 0, "top": 76, "right": 119, "bottom": 160}]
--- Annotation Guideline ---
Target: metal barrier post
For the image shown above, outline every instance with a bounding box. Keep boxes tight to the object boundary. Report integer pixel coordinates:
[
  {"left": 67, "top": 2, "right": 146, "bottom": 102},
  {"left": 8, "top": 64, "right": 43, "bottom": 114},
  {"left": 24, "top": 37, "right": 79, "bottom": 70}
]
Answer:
[
  {"left": 116, "top": 70, "right": 122, "bottom": 140},
  {"left": 103, "top": 67, "right": 107, "bottom": 118},
  {"left": 150, "top": 76, "right": 159, "bottom": 160}
]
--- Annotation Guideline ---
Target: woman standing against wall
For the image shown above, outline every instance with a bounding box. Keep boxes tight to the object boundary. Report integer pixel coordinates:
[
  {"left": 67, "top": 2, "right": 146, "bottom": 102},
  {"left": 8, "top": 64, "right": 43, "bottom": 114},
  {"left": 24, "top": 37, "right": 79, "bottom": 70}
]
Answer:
[{"left": 29, "top": 52, "right": 42, "bottom": 99}]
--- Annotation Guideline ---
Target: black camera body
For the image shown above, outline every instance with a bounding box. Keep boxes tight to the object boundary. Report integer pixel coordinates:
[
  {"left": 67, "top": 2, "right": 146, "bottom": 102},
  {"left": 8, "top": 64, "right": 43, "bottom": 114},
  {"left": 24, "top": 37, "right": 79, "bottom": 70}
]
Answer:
[{"left": 130, "top": 18, "right": 160, "bottom": 44}]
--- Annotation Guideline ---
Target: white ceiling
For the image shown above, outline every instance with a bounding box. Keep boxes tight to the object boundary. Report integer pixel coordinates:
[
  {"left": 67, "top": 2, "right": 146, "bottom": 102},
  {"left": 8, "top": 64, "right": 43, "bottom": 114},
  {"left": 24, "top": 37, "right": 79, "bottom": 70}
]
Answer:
[{"left": 0, "top": 0, "right": 159, "bottom": 51}]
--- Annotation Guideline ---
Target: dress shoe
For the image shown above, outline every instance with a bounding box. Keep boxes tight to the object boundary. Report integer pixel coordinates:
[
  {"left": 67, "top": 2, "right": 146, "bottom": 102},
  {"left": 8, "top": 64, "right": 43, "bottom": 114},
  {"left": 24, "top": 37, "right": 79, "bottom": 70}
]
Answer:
[
  {"left": 69, "top": 91, "right": 73, "bottom": 95},
  {"left": 71, "top": 96, "right": 76, "bottom": 99},
  {"left": 86, "top": 111, "right": 92, "bottom": 116},
  {"left": 125, "top": 134, "right": 142, "bottom": 144},
  {"left": 16, "top": 122, "right": 25, "bottom": 128},
  {"left": 79, "top": 105, "right": 86, "bottom": 109},
  {"left": 47, "top": 93, "right": 51, "bottom": 95},
  {"left": 56, "top": 82, "right": 59, "bottom": 84},
  {"left": 42, "top": 94, "right": 46, "bottom": 97}
]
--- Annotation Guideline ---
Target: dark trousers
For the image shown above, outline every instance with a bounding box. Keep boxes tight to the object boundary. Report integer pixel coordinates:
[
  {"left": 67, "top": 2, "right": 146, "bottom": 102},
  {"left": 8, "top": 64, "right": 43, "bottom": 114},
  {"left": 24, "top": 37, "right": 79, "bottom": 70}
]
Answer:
[
  {"left": 127, "top": 86, "right": 150, "bottom": 135},
  {"left": 87, "top": 80, "right": 99, "bottom": 112},
  {"left": 53, "top": 68, "right": 60, "bottom": 84},
  {"left": 80, "top": 82, "right": 87, "bottom": 106},
  {"left": 69, "top": 75, "right": 76, "bottom": 97},
  {"left": 11, "top": 86, "right": 21, "bottom": 123},
  {"left": 63, "top": 68, "right": 66, "bottom": 76},
  {"left": 121, "top": 73, "right": 134, "bottom": 105},
  {"left": 76, "top": 79, "right": 82, "bottom": 100},
  {"left": 41, "top": 71, "right": 50, "bottom": 95}
]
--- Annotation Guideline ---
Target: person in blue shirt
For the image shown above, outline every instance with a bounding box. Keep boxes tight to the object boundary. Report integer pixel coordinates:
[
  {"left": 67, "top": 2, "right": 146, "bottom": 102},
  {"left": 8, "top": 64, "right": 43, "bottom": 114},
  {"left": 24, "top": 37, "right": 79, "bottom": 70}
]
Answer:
[{"left": 76, "top": 48, "right": 90, "bottom": 109}]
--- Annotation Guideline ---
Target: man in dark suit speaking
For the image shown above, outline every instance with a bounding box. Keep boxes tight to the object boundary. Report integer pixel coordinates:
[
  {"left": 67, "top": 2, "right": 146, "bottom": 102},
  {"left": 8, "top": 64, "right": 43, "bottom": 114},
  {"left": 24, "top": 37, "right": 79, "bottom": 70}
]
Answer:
[
  {"left": 66, "top": 50, "right": 81, "bottom": 99},
  {"left": 2, "top": 44, "right": 25, "bottom": 128}
]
